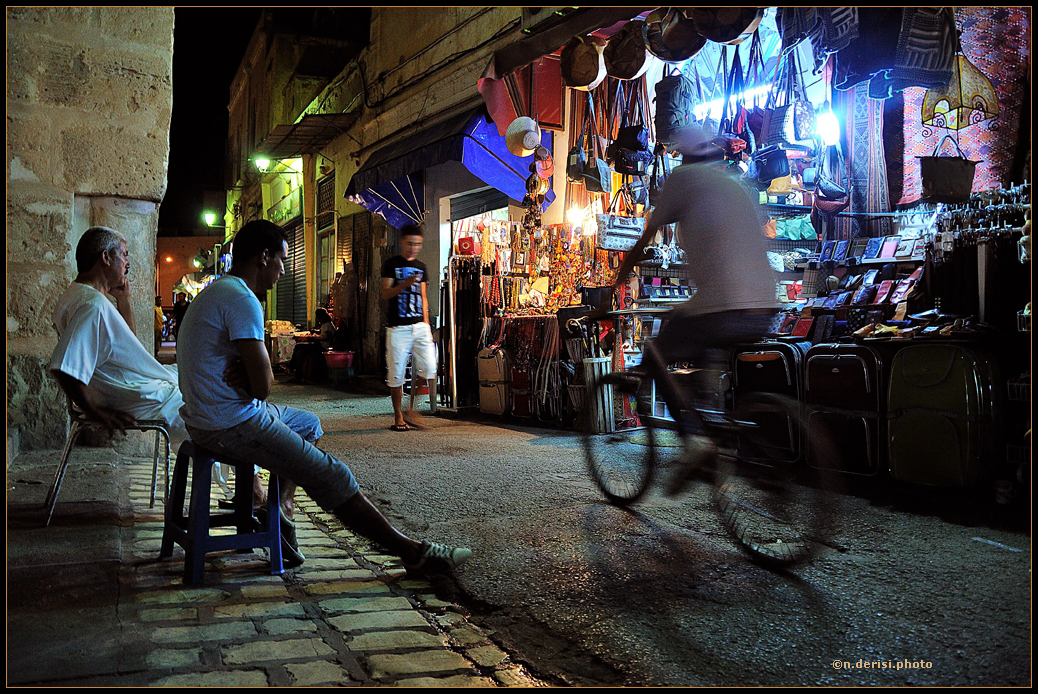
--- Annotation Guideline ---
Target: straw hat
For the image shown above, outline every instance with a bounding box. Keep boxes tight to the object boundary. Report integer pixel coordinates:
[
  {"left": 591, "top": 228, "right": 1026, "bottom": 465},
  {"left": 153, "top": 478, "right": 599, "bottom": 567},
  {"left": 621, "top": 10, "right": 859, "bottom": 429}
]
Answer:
[
  {"left": 642, "top": 8, "right": 706, "bottom": 63},
  {"left": 560, "top": 35, "right": 607, "bottom": 91},
  {"left": 505, "top": 117, "right": 542, "bottom": 157},
  {"left": 604, "top": 20, "right": 650, "bottom": 80},
  {"left": 685, "top": 7, "right": 764, "bottom": 45}
]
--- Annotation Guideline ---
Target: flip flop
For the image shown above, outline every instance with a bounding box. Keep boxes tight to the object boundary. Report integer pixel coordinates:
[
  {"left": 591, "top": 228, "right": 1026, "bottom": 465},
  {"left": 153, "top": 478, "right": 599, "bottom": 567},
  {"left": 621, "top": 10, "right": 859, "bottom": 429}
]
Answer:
[{"left": 389, "top": 423, "right": 411, "bottom": 432}]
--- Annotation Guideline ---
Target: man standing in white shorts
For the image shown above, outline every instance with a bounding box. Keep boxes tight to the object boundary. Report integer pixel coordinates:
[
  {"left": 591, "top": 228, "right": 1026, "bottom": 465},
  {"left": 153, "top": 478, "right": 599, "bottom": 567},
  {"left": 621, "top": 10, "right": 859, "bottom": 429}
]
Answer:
[{"left": 381, "top": 224, "right": 437, "bottom": 431}]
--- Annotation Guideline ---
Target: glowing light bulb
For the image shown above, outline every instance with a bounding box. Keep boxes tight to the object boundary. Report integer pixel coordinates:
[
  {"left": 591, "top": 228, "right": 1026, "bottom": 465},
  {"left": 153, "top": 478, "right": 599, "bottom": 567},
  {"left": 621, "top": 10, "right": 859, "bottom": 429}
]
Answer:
[{"left": 816, "top": 106, "right": 840, "bottom": 147}]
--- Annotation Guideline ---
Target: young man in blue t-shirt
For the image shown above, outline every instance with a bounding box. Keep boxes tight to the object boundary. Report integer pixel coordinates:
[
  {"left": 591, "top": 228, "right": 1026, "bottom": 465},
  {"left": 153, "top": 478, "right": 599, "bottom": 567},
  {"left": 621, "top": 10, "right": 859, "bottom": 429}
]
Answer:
[
  {"left": 177, "top": 219, "right": 470, "bottom": 575},
  {"left": 381, "top": 225, "right": 438, "bottom": 431}
]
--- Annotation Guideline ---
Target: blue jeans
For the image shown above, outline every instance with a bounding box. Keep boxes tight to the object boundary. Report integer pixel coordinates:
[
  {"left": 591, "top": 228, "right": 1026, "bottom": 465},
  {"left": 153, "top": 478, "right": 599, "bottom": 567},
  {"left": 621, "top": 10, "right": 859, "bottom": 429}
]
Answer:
[{"left": 186, "top": 403, "right": 360, "bottom": 510}]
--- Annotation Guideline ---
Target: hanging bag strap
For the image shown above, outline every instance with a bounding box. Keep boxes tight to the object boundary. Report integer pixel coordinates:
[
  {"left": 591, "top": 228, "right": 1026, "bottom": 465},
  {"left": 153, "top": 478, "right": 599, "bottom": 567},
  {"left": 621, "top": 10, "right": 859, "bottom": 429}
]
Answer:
[
  {"left": 584, "top": 92, "right": 597, "bottom": 159},
  {"left": 730, "top": 46, "right": 747, "bottom": 133},
  {"left": 639, "top": 75, "right": 654, "bottom": 143},
  {"left": 747, "top": 30, "right": 767, "bottom": 109},
  {"left": 933, "top": 133, "right": 969, "bottom": 159}
]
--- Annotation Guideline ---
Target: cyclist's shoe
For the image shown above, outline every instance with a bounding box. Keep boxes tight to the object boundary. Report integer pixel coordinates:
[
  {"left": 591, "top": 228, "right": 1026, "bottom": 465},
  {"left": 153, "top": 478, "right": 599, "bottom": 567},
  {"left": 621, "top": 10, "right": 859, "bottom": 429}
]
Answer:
[
  {"left": 665, "top": 435, "right": 717, "bottom": 497},
  {"left": 404, "top": 541, "right": 472, "bottom": 576}
]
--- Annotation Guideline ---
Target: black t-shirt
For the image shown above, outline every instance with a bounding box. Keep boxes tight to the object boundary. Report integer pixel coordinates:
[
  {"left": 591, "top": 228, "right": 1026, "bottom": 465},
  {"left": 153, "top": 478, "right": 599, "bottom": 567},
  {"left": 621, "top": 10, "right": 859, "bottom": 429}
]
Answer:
[{"left": 381, "top": 256, "right": 428, "bottom": 327}]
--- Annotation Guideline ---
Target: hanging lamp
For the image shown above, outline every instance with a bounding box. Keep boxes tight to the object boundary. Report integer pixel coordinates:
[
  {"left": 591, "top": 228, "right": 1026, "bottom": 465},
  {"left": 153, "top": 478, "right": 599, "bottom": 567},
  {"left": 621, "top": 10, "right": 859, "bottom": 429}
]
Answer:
[{"left": 921, "top": 30, "right": 999, "bottom": 130}]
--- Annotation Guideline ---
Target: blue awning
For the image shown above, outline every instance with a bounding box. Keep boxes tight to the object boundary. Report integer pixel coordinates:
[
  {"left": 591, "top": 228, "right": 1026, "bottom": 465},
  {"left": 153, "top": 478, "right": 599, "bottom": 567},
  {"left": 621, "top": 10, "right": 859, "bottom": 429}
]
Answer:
[
  {"left": 346, "top": 172, "right": 426, "bottom": 231},
  {"left": 345, "top": 107, "right": 554, "bottom": 227}
]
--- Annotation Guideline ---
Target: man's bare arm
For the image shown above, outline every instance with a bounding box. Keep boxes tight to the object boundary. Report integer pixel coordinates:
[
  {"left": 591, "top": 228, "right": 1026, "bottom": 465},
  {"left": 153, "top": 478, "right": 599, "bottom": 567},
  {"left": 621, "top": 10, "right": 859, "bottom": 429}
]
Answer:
[
  {"left": 108, "top": 282, "right": 137, "bottom": 333},
  {"left": 229, "top": 339, "right": 274, "bottom": 401}
]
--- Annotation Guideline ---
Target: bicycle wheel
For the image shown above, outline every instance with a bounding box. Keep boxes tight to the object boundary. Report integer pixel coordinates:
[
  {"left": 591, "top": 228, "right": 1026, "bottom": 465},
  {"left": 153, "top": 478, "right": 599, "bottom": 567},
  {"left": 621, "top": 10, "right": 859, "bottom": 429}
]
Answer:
[
  {"left": 583, "top": 372, "right": 656, "bottom": 505},
  {"left": 713, "top": 392, "right": 838, "bottom": 568}
]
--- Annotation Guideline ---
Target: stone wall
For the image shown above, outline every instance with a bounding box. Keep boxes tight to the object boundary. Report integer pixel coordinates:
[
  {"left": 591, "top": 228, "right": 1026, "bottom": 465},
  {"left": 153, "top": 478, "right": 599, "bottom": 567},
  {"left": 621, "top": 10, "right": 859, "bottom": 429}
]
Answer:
[{"left": 6, "top": 7, "right": 175, "bottom": 463}]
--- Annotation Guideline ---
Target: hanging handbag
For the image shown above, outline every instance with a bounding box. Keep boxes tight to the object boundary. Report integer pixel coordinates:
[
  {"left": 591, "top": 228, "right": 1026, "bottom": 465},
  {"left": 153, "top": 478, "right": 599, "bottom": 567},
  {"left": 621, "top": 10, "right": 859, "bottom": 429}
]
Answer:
[
  {"left": 613, "top": 83, "right": 649, "bottom": 151},
  {"left": 566, "top": 133, "right": 587, "bottom": 183},
  {"left": 596, "top": 189, "right": 646, "bottom": 251},
  {"left": 813, "top": 143, "right": 849, "bottom": 215},
  {"left": 815, "top": 143, "right": 848, "bottom": 201},
  {"left": 648, "top": 144, "right": 671, "bottom": 205},
  {"left": 751, "top": 144, "right": 791, "bottom": 187},
  {"left": 717, "top": 45, "right": 755, "bottom": 156},
  {"left": 760, "top": 50, "right": 815, "bottom": 153},
  {"left": 788, "top": 50, "right": 816, "bottom": 143},
  {"left": 917, "top": 134, "right": 979, "bottom": 203},
  {"left": 608, "top": 83, "right": 653, "bottom": 175},
  {"left": 582, "top": 93, "right": 613, "bottom": 194}
]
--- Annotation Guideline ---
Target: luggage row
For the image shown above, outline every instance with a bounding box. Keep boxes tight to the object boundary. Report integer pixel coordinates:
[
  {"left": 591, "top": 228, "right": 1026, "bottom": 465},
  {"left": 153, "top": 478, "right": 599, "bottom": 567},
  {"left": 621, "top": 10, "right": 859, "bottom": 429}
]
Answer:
[{"left": 731, "top": 340, "right": 1001, "bottom": 487}]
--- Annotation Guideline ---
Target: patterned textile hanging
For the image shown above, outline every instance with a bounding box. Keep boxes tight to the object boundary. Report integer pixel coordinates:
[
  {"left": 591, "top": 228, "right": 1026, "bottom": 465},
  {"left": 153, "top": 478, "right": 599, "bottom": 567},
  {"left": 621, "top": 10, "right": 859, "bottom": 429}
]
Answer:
[
  {"left": 819, "top": 83, "right": 892, "bottom": 242},
  {"left": 899, "top": 7, "right": 1031, "bottom": 204}
]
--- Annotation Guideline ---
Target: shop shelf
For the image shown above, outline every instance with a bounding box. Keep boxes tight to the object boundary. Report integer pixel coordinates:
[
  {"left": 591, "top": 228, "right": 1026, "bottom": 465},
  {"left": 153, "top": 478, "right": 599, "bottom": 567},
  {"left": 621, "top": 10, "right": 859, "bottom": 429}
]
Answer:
[
  {"left": 1007, "top": 374, "right": 1030, "bottom": 402},
  {"left": 1007, "top": 444, "right": 1030, "bottom": 466}
]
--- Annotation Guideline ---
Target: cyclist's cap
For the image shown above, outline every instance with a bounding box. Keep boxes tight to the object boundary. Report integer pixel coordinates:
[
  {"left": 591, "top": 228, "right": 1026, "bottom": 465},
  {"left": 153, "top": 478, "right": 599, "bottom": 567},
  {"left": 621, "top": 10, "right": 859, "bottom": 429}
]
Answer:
[{"left": 672, "top": 124, "right": 725, "bottom": 162}]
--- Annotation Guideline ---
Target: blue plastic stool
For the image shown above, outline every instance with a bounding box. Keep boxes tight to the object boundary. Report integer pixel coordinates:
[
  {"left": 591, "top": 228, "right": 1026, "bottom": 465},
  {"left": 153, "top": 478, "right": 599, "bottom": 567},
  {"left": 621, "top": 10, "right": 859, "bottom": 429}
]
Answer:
[{"left": 160, "top": 440, "right": 283, "bottom": 584}]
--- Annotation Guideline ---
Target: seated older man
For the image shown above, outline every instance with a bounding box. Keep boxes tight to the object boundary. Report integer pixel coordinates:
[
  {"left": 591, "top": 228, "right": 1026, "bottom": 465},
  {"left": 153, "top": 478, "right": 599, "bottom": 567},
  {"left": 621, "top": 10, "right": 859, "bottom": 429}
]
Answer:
[{"left": 50, "top": 226, "right": 188, "bottom": 445}]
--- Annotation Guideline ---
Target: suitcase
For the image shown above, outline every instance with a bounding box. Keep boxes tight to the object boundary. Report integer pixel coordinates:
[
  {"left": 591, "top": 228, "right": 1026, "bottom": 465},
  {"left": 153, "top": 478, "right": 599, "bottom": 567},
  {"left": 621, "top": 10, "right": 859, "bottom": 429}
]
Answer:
[
  {"left": 731, "top": 340, "right": 811, "bottom": 463},
  {"left": 511, "top": 366, "right": 532, "bottom": 391},
  {"left": 804, "top": 343, "right": 884, "bottom": 475},
  {"left": 477, "top": 348, "right": 511, "bottom": 383},
  {"left": 478, "top": 347, "right": 512, "bottom": 416},
  {"left": 886, "top": 344, "right": 998, "bottom": 487},
  {"left": 732, "top": 340, "right": 811, "bottom": 400},
  {"left": 511, "top": 389, "right": 533, "bottom": 418},
  {"left": 479, "top": 382, "right": 510, "bottom": 416}
]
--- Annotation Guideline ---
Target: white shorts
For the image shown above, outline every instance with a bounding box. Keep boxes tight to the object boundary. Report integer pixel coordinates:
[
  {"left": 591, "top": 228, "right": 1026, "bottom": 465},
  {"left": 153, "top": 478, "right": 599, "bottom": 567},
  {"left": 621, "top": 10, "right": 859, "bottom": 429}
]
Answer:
[{"left": 386, "top": 322, "right": 437, "bottom": 388}]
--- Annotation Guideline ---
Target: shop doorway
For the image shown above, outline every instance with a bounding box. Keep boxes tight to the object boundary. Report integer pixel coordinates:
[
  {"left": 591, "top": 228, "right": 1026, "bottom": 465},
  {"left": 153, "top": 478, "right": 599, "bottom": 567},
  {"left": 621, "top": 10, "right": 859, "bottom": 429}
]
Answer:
[{"left": 439, "top": 189, "right": 510, "bottom": 411}]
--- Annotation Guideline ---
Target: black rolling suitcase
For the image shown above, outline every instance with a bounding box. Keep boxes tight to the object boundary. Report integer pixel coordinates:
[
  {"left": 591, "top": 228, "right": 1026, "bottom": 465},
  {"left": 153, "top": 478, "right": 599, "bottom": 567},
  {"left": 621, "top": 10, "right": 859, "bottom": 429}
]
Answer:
[
  {"left": 731, "top": 340, "right": 811, "bottom": 463},
  {"left": 886, "top": 343, "right": 999, "bottom": 487},
  {"left": 804, "top": 343, "right": 885, "bottom": 475}
]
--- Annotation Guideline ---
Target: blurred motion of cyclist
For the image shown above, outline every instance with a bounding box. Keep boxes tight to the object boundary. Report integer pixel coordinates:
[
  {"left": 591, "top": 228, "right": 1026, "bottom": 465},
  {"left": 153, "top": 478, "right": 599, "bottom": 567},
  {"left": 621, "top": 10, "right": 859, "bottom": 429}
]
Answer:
[
  {"left": 591, "top": 123, "right": 778, "bottom": 370},
  {"left": 590, "top": 125, "right": 779, "bottom": 493}
]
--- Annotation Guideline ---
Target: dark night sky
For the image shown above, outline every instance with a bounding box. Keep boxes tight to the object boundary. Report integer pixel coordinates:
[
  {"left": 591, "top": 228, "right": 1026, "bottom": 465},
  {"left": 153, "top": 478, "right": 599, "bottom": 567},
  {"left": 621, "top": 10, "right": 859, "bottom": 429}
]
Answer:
[
  {"left": 158, "top": 7, "right": 262, "bottom": 236},
  {"left": 158, "top": 8, "right": 370, "bottom": 236}
]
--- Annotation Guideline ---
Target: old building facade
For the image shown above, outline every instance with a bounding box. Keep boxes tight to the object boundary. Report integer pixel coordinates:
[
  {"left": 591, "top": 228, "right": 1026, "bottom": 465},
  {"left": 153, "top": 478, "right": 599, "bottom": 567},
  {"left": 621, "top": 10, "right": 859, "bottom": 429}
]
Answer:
[{"left": 6, "top": 7, "right": 175, "bottom": 461}]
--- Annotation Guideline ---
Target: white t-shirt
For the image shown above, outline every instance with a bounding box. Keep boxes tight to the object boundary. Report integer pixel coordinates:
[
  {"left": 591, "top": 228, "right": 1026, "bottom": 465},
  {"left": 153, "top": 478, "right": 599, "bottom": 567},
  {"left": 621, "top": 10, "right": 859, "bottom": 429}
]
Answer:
[
  {"left": 649, "top": 161, "right": 777, "bottom": 315},
  {"left": 176, "top": 274, "right": 266, "bottom": 431},
  {"left": 50, "top": 282, "right": 184, "bottom": 426}
]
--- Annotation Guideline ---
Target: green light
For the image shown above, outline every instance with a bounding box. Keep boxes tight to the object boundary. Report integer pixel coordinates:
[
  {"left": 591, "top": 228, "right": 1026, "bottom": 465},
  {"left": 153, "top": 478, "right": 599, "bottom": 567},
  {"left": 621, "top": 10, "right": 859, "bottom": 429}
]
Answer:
[
  {"left": 255, "top": 158, "right": 270, "bottom": 172},
  {"left": 204, "top": 212, "right": 217, "bottom": 227}
]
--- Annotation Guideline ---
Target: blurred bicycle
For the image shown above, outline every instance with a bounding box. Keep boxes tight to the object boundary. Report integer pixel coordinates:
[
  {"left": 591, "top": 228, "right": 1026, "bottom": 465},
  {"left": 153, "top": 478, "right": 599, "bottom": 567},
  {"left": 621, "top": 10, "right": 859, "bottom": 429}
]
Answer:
[{"left": 582, "top": 312, "right": 840, "bottom": 569}]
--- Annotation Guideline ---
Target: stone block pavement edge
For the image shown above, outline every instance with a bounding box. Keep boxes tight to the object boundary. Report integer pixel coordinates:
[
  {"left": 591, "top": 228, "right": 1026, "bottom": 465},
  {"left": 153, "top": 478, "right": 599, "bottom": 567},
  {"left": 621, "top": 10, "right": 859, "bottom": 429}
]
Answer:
[{"left": 7, "top": 446, "right": 549, "bottom": 688}]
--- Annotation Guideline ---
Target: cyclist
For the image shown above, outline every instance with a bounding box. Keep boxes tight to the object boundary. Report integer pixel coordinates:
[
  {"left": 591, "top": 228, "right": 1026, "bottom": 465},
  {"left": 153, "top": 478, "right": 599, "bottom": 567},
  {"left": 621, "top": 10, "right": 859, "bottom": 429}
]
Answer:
[{"left": 591, "top": 124, "right": 779, "bottom": 493}]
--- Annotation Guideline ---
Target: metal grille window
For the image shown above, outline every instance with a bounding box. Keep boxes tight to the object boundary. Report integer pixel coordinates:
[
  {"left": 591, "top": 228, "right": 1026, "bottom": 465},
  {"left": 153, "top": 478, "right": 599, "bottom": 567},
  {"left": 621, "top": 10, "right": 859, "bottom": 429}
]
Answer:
[
  {"left": 276, "top": 220, "right": 307, "bottom": 328},
  {"left": 316, "top": 173, "right": 336, "bottom": 233}
]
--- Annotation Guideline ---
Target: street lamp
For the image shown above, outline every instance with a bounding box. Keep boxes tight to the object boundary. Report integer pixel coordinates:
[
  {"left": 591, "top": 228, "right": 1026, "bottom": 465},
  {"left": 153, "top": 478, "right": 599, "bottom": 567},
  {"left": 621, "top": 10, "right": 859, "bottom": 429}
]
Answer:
[{"left": 203, "top": 211, "right": 226, "bottom": 228}]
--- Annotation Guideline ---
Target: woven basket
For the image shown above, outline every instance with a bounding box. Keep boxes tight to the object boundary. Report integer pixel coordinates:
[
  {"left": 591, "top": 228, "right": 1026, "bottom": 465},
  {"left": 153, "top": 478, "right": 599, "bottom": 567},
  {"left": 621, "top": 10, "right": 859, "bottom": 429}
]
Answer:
[{"left": 568, "top": 384, "right": 587, "bottom": 411}]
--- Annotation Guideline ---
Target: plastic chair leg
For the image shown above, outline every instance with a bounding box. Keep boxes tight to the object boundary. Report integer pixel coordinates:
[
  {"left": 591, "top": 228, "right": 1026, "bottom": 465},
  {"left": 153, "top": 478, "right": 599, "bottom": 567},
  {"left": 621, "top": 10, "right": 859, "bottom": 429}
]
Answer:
[{"left": 44, "top": 423, "right": 84, "bottom": 527}]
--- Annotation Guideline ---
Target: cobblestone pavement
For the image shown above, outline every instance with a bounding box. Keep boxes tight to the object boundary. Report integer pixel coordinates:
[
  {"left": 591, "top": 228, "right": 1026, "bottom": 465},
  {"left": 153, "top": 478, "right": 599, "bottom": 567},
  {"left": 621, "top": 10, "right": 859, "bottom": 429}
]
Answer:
[
  {"left": 123, "top": 460, "right": 548, "bottom": 687},
  {"left": 7, "top": 445, "right": 549, "bottom": 687}
]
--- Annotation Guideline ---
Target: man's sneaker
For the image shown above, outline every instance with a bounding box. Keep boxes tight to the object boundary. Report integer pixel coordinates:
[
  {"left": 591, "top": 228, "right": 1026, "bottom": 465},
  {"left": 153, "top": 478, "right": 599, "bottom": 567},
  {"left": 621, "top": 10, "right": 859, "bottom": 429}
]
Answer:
[{"left": 404, "top": 541, "right": 472, "bottom": 575}]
